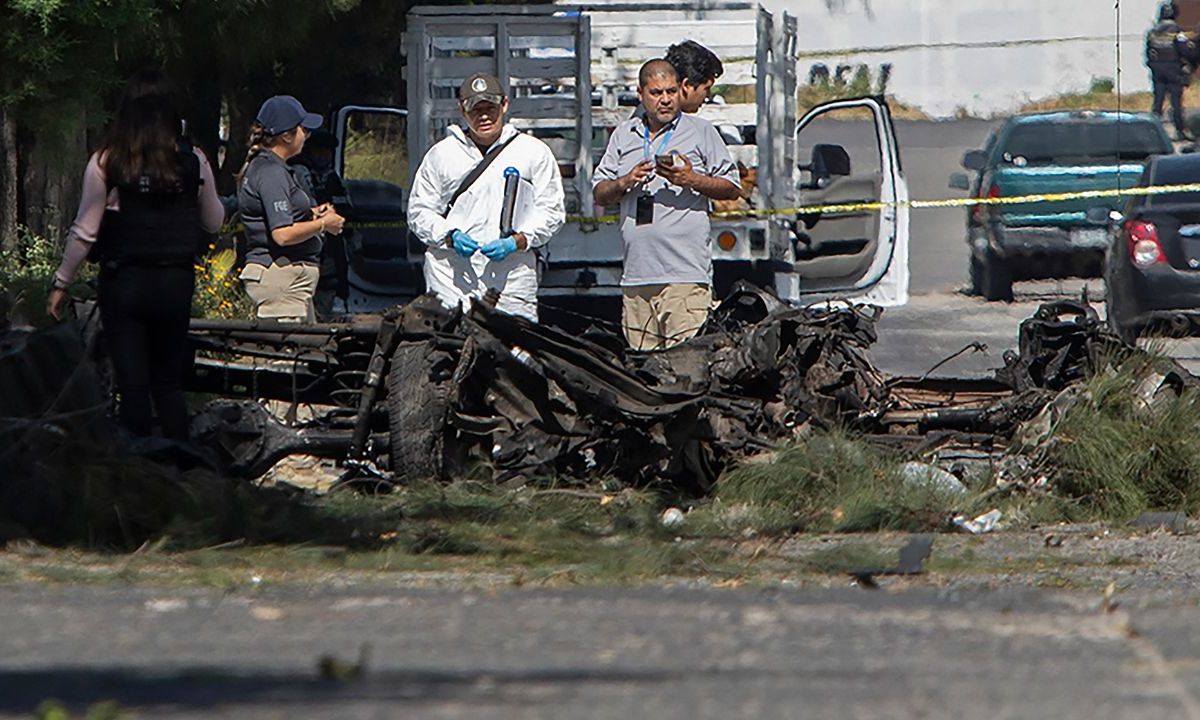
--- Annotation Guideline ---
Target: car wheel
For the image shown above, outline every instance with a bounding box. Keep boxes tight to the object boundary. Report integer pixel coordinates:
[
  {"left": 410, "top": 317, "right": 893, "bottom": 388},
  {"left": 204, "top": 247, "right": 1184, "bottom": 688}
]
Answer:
[{"left": 978, "top": 247, "right": 1014, "bottom": 302}]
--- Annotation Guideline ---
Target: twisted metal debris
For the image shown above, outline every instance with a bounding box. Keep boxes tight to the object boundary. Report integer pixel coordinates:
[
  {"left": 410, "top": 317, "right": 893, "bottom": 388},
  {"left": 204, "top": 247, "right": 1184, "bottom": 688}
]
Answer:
[{"left": 6, "top": 291, "right": 1185, "bottom": 495}]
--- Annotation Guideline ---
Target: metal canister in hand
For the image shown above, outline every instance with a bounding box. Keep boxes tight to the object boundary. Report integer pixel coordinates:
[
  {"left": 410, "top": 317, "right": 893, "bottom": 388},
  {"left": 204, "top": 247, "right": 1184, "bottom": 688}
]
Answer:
[{"left": 500, "top": 166, "right": 520, "bottom": 237}]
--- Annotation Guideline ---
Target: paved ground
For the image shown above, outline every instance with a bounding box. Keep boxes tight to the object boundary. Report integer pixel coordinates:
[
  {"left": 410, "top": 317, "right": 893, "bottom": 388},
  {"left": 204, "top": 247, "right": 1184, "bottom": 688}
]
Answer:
[
  {"left": 893, "top": 118, "right": 1000, "bottom": 295},
  {"left": 2, "top": 578, "right": 1200, "bottom": 719}
]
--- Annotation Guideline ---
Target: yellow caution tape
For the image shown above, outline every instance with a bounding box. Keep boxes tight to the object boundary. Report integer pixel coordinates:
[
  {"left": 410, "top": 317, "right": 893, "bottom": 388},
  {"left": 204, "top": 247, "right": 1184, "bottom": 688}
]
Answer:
[
  {"left": 710, "top": 181, "right": 1200, "bottom": 221},
  {"left": 216, "top": 182, "right": 1200, "bottom": 234}
]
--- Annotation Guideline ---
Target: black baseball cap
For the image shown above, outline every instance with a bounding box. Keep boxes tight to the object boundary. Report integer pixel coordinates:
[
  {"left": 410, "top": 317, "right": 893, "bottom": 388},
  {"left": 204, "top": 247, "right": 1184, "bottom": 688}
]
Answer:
[
  {"left": 459, "top": 73, "right": 506, "bottom": 111},
  {"left": 256, "top": 95, "right": 323, "bottom": 136}
]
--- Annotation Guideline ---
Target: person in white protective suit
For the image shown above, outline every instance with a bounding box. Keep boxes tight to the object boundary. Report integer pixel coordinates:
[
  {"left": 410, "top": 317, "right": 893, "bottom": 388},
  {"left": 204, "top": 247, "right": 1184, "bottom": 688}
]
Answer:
[{"left": 407, "top": 73, "right": 565, "bottom": 321}]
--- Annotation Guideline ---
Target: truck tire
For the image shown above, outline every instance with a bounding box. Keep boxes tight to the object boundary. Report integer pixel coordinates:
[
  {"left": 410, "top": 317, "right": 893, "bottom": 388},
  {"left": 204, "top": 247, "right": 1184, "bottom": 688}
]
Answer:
[
  {"left": 977, "top": 247, "right": 1014, "bottom": 302},
  {"left": 386, "top": 340, "right": 452, "bottom": 482}
]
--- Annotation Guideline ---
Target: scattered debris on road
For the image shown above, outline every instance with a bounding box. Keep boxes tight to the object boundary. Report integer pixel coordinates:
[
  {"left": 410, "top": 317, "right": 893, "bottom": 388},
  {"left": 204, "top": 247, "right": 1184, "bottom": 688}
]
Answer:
[
  {"left": 953, "top": 508, "right": 1003, "bottom": 534},
  {"left": 189, "top": 290, "right": 1110, "bottom": 492},
  {"left": 6, "top": 289, "right": 1200, "bottom": 548}
]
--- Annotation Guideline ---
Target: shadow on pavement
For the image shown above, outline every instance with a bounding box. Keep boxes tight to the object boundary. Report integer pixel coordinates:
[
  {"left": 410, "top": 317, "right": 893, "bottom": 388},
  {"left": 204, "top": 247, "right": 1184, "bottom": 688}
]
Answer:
[{"left": 0, "top": 665, "right": 692, "bottom": 713}]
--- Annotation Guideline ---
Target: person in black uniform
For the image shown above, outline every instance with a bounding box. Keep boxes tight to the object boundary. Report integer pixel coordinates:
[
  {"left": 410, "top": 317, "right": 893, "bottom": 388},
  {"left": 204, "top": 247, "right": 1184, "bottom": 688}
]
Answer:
[
  {"left": 47, "top": 68, "right": 225, "bottom": 441},
  {"left": 1147, "top": 1, "right": 1197, "bottom": 141},
  {"left": 236, "top": 96, "right": 346, "bottom": 322}
]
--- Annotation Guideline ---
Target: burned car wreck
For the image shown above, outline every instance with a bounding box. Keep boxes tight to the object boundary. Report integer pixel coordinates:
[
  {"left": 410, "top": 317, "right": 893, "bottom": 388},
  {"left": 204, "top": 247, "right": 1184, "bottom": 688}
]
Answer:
[{"left": 186, "top": 287, "right": 1142, "bottom": 493}]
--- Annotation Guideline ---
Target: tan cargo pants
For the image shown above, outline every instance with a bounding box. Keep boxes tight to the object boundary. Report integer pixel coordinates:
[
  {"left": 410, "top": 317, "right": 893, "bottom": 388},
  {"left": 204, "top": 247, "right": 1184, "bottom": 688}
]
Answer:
[
  {"left": 621, "top": 283, "right": 712, "bottom": 351},
  {"left": 240, "top": 261, "right": 320, "bottom": 322}
]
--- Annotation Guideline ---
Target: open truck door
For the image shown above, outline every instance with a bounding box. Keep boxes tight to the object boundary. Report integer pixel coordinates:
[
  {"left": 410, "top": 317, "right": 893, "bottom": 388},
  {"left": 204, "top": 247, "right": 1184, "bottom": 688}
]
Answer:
[
  {"left": 776, "top": 97, "right": 909, "bottom": 307},
  {"left": 333, "top": 105, "right": 421, "bottom": 313}
]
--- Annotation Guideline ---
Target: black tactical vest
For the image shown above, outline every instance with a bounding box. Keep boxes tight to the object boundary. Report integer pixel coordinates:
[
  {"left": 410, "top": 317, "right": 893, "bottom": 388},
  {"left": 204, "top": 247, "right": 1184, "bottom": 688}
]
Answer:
[
  {"left": 1148, "top": 21, "right": 1184, "bottom": 64},
  {"left": 96, "top": 141, "right": 203, "bottom": 266}
]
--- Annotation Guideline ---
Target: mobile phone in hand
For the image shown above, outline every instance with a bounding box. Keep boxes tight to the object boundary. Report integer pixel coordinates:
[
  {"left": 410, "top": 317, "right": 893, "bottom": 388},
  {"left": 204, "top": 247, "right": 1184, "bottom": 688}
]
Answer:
[{"left": 655, "top": 153, "right": 675, "bottom": 168}]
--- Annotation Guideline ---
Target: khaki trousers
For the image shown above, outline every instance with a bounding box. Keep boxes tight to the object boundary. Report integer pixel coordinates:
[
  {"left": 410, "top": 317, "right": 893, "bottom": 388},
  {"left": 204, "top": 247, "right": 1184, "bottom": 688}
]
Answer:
[
  {"left": 621, "top": 283, "right": 712, "bottom": 351},
  {"left": 240, "top": 261, "right": 319, "bottom": 322}
]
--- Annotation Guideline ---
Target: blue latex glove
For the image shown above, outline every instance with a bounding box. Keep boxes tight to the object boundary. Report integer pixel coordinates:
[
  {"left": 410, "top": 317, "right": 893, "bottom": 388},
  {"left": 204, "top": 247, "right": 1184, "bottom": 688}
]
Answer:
[
  {"left": 450, "top": 230, "right": 479, "bottom": 257},
  {"left": 480, "top": 235, "right": 519, "bottom": 261}
]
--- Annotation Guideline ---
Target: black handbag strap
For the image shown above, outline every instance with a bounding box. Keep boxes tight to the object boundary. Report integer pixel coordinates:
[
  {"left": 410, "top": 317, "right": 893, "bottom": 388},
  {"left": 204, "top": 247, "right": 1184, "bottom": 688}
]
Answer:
[{"left": 444, "top": 133, "right": 520, "bottom": 216}]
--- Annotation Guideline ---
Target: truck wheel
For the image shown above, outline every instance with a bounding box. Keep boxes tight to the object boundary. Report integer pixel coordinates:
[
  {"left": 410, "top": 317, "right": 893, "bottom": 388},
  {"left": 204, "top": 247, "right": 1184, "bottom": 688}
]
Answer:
[
  {"left": 978, "top": 248, "right": 1014, "bottom": 302},
  {"left": 386, "top": 340, "right": 452, "bottom": 482}
]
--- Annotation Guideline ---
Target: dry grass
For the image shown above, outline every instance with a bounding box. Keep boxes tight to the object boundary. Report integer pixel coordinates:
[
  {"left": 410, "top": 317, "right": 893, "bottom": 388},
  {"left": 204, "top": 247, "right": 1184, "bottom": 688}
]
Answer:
[
  {"left": 1017, "top": 81, "right": 1200, "bottom": 116},
  {"left": 1035, "top": 356, "right": 1200, "bottom": 522},
  {"left": 683, "top": 432, "right": 969, "bottom": 537},
  {"left": 796, "top": 85, "right": 929, "bottom": 121},
  {"left": 342, "top": 121, "right": 408, "bottom": 189}
]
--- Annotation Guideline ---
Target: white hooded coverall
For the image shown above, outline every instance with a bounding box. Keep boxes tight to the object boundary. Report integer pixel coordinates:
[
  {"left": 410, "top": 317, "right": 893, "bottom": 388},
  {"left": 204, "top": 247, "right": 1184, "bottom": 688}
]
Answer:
[{"left": 407, "top": 124, "right": 565, "bottom": 321}]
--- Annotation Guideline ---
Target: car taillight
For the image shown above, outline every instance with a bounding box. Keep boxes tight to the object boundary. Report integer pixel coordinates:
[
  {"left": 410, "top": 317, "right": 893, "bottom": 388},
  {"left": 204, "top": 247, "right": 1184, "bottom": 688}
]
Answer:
[
  {"left": 1126, "top": 220, "right": 1166, "bottom": 268},
  {"left": 973, "top": 184, "right": 1000, "bottom": 223}
]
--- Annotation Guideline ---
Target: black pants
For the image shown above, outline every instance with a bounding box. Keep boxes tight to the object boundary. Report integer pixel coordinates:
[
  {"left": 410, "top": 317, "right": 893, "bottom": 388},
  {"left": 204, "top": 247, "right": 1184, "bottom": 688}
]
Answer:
[
  {"left": 1152, "top": 69, "right": 1187, "bottom": 138},
  {"left": 98, "top": 264, "right": 195, "bottom": 442}
]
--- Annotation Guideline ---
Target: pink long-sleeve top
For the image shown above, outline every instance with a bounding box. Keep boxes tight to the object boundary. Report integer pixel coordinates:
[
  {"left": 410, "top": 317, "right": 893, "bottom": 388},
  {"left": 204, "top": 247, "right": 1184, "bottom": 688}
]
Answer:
[{"left": 53, "top": 148, "right": 225, "bottom": 285}]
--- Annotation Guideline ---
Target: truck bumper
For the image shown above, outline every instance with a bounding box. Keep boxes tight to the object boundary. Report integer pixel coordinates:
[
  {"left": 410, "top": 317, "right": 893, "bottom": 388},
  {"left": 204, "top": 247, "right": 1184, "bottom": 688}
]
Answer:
[
  {"left": 1119, "top": 263, "right": 1200, "bottom": 336},
  {"left": 989, "top": 224, "right": 1107, "bottom": 279}
]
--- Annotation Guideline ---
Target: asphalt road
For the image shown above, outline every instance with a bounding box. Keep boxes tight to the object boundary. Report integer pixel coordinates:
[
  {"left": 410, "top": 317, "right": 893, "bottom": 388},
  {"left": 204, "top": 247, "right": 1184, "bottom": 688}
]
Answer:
[
  {"left": 893, "top": 119, "right": 999, "bottom": 294},
  {"left": 3, "top": 583, "right": 1200, "bottom": 719}
]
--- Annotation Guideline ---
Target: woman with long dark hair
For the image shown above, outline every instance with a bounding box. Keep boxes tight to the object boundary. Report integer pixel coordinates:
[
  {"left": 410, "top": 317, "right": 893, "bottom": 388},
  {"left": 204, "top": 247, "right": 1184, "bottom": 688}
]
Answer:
[
  {"left": 236, "top": 96, "right": 344, "bottom": 322},
  {"left": 47, "top": 67, "right": 224, "bottom": 441}
]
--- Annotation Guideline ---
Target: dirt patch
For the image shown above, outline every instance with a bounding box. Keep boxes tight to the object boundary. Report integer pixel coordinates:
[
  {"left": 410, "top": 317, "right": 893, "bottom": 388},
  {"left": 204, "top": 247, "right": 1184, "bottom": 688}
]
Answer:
[{"left": 4, "top": 525, "right": 1198, "bottom": 600}]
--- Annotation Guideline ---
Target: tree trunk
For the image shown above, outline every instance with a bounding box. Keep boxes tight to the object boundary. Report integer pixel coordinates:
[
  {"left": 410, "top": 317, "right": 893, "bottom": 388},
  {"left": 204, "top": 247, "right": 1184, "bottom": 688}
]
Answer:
[
  {"left": 19, "top": 120, "right": 88, "bottom": 245},
  {"left": 0, "top": 107, "right": 18, "bottom": 250}
]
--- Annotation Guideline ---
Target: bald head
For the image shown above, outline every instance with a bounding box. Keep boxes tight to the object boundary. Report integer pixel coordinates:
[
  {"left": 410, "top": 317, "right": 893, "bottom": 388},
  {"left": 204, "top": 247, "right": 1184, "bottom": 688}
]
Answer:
[
  {"left": 637, "top": 59, "right": 681, "bottom": 130},
  {"left": 638, "top": 59, "right": 678, "bottom": 88}
]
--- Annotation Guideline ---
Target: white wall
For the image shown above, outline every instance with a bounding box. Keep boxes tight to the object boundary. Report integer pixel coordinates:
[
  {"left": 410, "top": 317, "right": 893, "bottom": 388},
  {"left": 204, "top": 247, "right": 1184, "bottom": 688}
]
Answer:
[{"left": 761, "top": 0, "right": 1159, "bottom": 118}]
